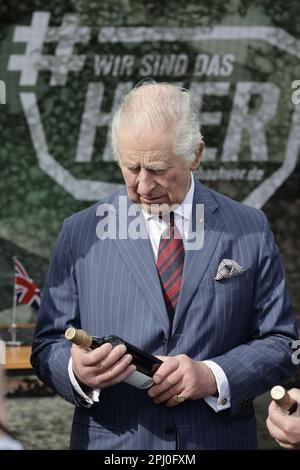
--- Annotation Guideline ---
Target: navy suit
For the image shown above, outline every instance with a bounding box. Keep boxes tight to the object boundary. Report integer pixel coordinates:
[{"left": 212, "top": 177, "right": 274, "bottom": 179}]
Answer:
[{"left": 31, "top": 180, "right": 298, "bottom": 449}]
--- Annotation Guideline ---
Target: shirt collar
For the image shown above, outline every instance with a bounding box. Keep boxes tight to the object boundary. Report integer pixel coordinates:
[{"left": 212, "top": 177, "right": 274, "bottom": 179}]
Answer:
[{"left": 142, "top": 173, "right": 195, "bottom": 222}]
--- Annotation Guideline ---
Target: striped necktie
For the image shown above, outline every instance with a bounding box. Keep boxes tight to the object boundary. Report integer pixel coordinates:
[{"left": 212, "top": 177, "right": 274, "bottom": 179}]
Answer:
[{"left": 156, "top": 212, "right": 185, "bottom": 320}]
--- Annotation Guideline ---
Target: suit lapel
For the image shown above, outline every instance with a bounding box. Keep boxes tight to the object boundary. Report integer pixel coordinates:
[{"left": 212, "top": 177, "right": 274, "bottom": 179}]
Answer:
[
  {"left": 172, "top": 180, "right": 224, "bottom": 335},
  {"left": 110, "top": 197, "right": 170, "bottom": 336}
]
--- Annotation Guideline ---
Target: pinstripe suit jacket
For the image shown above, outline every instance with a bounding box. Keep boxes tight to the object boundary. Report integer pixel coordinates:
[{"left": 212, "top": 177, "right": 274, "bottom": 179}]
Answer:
[{"left": 31, "top": 179, "right": 298, "bottom": 450}]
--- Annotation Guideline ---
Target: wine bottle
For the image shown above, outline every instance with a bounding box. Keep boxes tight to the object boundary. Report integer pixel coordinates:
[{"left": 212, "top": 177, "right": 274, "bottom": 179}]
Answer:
[
  {"left": 65, "top": 327, "right": 163, "bottom": 389},
  {"left": 270, "top": 385, "right": 298, "bottom": 415}
]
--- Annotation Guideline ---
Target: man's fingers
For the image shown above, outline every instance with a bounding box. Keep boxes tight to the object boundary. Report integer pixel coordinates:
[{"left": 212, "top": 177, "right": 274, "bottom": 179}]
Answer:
[
  {"left": 274, "top": 439, "right": 295, "bottom": 449},
  {"left": 97, "top": 344, "right": 129, "bottom": 371},
  {"left": 72, "top": 342, "right": 112, "bottom": 366},
  {"left": 287, "top": 388, "right": 300, "bottom": 403},
  {"left": 102, "top": 364, "right": 137, "bottom": 388},
  {"left": 148, "top": 369, "right": 182, "bottom": 398},
  {"left": 165, "top": 396, "right": 183, "bottom": 408},
  {"left": 76, "top": 343, "right": 126, "bottom": 367},
  {"left": 156, "top": 355, "right": 168, "bottom": 361},
  {"left": 152, "top": 357, "right": 180, "bottom": 384},
  {"left": 267, "top": 401, "right": 289, "bottom": 427},
  {"left": 266, "top": 416, "right": 293, "bottom": 446},
  {"left": 94, "top": 353, "right": 133, "bottom": 385},
  {"left": 151, "top": 383, "right": 183, "bottom": 404}
]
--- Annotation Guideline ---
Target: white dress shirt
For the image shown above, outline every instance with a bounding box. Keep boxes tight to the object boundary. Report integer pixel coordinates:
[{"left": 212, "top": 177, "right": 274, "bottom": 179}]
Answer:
[{"left": 69, "top": 174, "right": 230, "bottom": 411}]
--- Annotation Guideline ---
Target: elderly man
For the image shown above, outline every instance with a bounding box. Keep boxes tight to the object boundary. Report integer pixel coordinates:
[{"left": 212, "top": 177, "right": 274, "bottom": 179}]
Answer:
[{"left": 31, "top": 81, "right": 298, "bottom": 450}]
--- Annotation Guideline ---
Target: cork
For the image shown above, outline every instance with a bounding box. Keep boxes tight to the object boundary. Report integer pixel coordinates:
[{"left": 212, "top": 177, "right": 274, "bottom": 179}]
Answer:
[
  {"left": 65, "top": 327, "right": 93, "bottom": 349},
  {"left": 271, "top": 386, "right": 295, "bottom": 412}
]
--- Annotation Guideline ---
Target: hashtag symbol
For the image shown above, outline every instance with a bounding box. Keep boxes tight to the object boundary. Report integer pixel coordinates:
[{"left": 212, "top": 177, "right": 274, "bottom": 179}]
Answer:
[{"left": 8, "top": 12, "right": 91, "bottom": 86}]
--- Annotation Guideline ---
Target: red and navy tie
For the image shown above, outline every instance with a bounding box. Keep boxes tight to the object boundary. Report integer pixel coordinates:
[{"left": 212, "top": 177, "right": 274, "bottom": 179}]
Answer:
[{"left": 156, "top": 212, "right": 185, "bottom": 320}]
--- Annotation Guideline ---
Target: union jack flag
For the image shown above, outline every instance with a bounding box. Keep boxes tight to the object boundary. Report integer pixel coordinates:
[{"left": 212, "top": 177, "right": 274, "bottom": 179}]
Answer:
[{"left": 14, "top": 257, "right": 41, "bottom": 310}]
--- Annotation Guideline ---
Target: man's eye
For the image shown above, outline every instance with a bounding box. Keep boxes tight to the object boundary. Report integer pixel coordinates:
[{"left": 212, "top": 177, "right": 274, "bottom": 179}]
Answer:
[
  {"left": 153, "top": 169, "right": 166, "bottom": 176},
  {"left": 129, "top": 167, "right": 140, "bottom": 173}
]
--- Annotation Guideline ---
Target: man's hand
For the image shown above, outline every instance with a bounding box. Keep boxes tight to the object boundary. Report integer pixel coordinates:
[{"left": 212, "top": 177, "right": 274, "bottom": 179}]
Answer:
[
  {"left": 71, "top": 343, "right": 136, "bottom": 389},
  {"left": 148, "top": 354, "right": 217, "bottom": 407},
  {"left": 266, "top": 388, "right": 300, "bottom": 449}
]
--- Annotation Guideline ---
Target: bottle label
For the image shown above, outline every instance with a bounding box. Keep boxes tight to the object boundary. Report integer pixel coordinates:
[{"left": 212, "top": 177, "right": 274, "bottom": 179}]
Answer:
[{"left": 124, "top": 370, "right": 154, "bottom": 389}]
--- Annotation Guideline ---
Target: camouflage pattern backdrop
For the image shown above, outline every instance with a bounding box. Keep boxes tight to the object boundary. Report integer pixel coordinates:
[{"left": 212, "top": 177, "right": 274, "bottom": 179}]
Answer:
[{"left": 0, "top": 0, "right": 299, "bottom": 324}]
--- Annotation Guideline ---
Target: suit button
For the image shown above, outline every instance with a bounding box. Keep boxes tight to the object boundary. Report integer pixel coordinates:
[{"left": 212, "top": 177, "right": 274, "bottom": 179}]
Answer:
[
  {"left": 162, "top": 334, "right": 167, "bottom": 345},
  {"left": 165, "top": 426, "right": 175, "bottom": 434},
  {"left": 221, "top": 398, "right": 228, "bottom": 405}
]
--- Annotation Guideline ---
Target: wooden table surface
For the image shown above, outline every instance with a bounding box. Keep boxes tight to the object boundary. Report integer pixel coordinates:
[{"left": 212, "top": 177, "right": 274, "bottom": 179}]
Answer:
[{"left": 4, "top": 345, "right": 32, "bottom": 370}]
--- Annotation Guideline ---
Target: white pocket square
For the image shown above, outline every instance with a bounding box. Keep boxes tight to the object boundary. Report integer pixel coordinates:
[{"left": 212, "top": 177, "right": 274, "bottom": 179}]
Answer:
[{"left": 214, "top": 259, "right": 246, "bottom": 281}]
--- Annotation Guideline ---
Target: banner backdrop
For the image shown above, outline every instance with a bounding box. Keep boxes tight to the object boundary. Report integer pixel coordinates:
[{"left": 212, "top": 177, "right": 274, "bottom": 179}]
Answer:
[{"left": 0, "top": 0, "right": 299, "bottom": 321}]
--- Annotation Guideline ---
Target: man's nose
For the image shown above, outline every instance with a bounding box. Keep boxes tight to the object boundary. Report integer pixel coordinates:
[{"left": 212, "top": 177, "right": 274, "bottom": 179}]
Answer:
[{"left": 138, "top": 169, "right": 155, "bottom": 195}]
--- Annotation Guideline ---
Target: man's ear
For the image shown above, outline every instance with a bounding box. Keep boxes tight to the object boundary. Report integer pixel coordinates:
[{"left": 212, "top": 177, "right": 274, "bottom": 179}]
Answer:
[{"left": 190, "top": 141, "right": 205, "bottom": 171}]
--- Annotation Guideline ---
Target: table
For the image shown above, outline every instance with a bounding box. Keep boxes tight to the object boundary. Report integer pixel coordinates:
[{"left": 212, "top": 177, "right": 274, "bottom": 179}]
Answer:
[{"left": 4, "top": 345, "right": 33, "bottom": 377}]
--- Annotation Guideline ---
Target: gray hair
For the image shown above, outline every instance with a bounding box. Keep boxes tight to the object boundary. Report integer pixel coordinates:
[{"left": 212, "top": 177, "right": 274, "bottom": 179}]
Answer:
[{"left": 111, "top": 80, "right": 203, "bottom": 162}]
